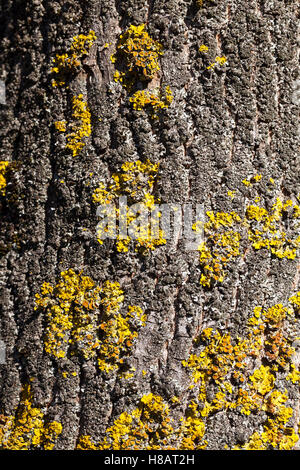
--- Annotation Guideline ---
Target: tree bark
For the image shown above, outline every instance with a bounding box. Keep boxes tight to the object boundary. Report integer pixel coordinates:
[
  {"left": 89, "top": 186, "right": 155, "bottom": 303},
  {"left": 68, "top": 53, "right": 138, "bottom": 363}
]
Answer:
[{"left": 0, "top": 0, "right": 299, "bottom": 451}]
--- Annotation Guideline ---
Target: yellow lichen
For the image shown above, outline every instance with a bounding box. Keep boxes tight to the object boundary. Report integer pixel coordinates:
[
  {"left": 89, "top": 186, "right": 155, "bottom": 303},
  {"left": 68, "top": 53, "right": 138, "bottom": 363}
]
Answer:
[
  {"left": 113, "top": 24, "right": 163, "bottom": 82},
  {"left": 239, "top": 389, "right": 299, "bottom": 450},
  {"left": 74, "top": 293, "right": 299, "bottom": 451},
  {"left": 35, "top": 270, "right": 145, "bottom": 375},
  {"left": 111, "top": 24, "right": 173, "bottom": 117},
  {"left": 249, "top": 365, "right": 275, "bottom": 396},
  {"left": 0, "top": 161, "right": 10, "bottom": 196},
  {"left": 199, "top": 44, "right": 209, "bottom": 53},
  {"left": 77, "top": 393, "right": 206, "bottom": 450},
  {"left": 51, "top": 30, "right": 96, "bottom": 87},
  {"left": 0, "top": 384, "right": 62, "bottom": 450},
  {"left": 63, "top": 94, "right": 91, "bottom": 156},
  {"left": 289, "top": 292, "right": 300, "bottom": 313},
  {"left": 54, "top": 120, "right": 67, "bottom": 132},
  {"left": 207, "top": 55, "right": 227, "bottom": 70},
  {"left": 54, "top": 95, "right": 92, "bottom": 156},
  {"left": 198, "top": 185, "right": 300, "bottom": 288},
  {"left": 246, "top": 197, "right": 300, "bottom": 260},
  {"left": 286, "top": 365, "right": 300, "bottom": 384},
  {"left": 35, "top": 269, "right": 102, "bottom": 359},
  {"left": 129, "top": 86, "right": 173, "bottom": 119},
  {"left": 197, "top": 211, "right": 242, "bottom": 287},
  {"left": 98, "top": 303, "right": 146, "bottom": 373},
  {"left": 183, "top": 298, "right": 299, "bottom": 449},
  {"left": 93, "top": 160, "right": 166, "bottom": 253}
]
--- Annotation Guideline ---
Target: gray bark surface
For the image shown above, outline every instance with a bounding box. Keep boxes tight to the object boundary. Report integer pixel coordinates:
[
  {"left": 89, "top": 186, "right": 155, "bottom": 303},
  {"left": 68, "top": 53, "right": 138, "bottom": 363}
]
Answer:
[{"left": 0, "top": 0, "right": 299, "bottom": 450}]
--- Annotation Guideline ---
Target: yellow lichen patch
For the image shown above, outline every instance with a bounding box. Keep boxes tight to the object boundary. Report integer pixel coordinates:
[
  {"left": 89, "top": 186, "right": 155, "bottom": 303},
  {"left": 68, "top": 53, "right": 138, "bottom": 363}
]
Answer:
[
  {"left": 289, "top": 291, "right": 300, "bottom": 313},
  {"left": 0, "top": 384, "right": 62, "bottom": 450},
  {"left": 0, "top": 161, "right": 10, "bottom": 196},
  {"left": 100, "top": 280, "right": 125, "bottom": 314},
  {"left": 197, "top": 40, "right": 227, "bottom": 71},
  {"left": 238, "top": 389, "right": 299, "bottom": 450},
  {"left": 129, "top": 86, "right": 173, "bottom": 119},
  {"left": 35, "top": 269, "right": 102, "bottom": 359},
  {"left": 111, "top": 24, "right": 173, "bottom": 117},
  {"left": 246, "top": 197, "right": 300, "bottom": 260},
  {"left": 93, "top": 160, "right": 166, "bottom": 253},
  {"left": 183, "top": 299, "right": 300, "bottom": 450},
  {"left": 197, "top": 211, "right": 242, "bottom": 287},
  {"left": 55, "top": 95, "right": 92, "bottom": 156},
  {"left": 51, "top": 30, "right": 96, "bottom": 87},
  {"left": 93, "top": 160, "right": 159, "bottom": 205},
  {"left": 113, "top": 24, "right": 163, "bottom": 82},
  {"left": 242, "top": 174, "right": 262, "bottom": 187},
  {"left": 207, "top": 55, "right": 227, "bottom": 70},
  {"left": 237, "top": 432, "right": 266, "bottom": 450},
  {"left": 177, "top": 401, "right": 207, "bottom": 450},
  {"left": 286, "top": 365, "right": 300, "bottom": 384},
  {"left": 249, "top": 365, "right": 275, "bottom": 395},
  {"left": 77, "top": 393, "right": 174, "bottom": 450},
  {"left": 98, "top": 303, "right": 146, "bottom": 373},
  {"left": 198, "top": 185, "right": 300, "bottom": 288},
  {"left": 261, "top": 304, "right": 290, "bottom": 328},
  {"left": 70, "top": 32, "right": 97, "bottom": 55},
  {"left": 76, "top": 294, "right": 299, "bottom": 454},
  {"left": 76, "top": 434, "right": 98, "bottom": 450},
  {"left": 77, "top": 393, "right": 206, "bottom": 450},
  {"left": 199, "top": 44, "right": 209, "bottom": 53},
  {"left": 57, "top": 94, "right": 92, "bottom": 157},
  {"left": 293, "top": 204, "right": 300, "bottom": 219},
  {"left": 183, "top": 327, "right": 252, "bottom": 390},
  {"left": 54, "top": 120, "right": 67, "bottom": 132},
  {"left": 35, "top": 270, "right": 145, "bottom": 374},
  {"left": 242, "top": 178, "right": 252, "bottom": 187}
]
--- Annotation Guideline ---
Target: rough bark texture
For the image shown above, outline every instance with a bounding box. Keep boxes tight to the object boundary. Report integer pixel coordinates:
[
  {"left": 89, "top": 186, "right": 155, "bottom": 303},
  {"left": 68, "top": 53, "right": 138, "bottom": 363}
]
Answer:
[{"left": 0, "top": 0, "right": 299, "bottom": 451}]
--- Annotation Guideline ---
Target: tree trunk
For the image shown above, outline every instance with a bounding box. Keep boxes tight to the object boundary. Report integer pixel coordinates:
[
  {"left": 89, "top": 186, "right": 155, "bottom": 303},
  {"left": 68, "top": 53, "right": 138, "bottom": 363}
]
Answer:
[{"left": 0, "top": 0, "right": 299, "bottom": 451}]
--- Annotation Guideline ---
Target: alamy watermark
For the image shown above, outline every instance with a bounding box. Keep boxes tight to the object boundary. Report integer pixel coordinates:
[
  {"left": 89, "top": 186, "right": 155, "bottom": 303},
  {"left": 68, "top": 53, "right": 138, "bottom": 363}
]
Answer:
[{"left": 96, "top": 197, "right": 205, "bottom": 251}]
